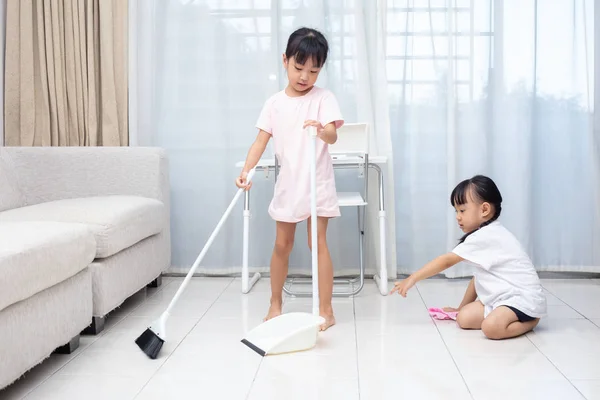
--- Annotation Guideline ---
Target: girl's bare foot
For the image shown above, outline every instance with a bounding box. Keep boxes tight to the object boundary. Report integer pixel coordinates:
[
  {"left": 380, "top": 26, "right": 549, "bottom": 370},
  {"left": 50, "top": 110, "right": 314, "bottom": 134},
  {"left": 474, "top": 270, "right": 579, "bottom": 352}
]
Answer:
[
  {"left": 319, "top": 305, "right": 335, "bottom": 331},
  {"left": 319, "top": 313, "right": 336, "bottom": 331},
  {"left": 264, "top": 299, "right": 282, "bottom": 321}
]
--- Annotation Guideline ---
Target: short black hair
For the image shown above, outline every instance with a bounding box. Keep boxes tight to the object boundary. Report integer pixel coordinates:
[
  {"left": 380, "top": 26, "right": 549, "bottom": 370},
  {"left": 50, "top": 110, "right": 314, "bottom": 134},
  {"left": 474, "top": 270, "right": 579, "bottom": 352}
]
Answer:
[
  {"left": 285, "top": 27, "right": 329, "bottom": 68},
  {"left": 451, "top": 175, "right": 503, "bottom": 244}
]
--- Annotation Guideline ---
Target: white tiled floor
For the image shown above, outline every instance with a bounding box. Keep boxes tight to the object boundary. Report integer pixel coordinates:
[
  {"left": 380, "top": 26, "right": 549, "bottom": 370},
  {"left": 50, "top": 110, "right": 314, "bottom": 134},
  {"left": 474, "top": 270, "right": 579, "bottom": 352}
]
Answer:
[{"left": 2, "top": 276, "right": 600, "bottom": 399}]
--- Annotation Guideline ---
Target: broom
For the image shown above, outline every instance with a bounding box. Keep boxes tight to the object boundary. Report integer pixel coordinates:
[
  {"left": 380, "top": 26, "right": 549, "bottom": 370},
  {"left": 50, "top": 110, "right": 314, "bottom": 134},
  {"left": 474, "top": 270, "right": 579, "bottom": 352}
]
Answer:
[{"left": 135, "top": 168, "right": 257, "bottom": 359}]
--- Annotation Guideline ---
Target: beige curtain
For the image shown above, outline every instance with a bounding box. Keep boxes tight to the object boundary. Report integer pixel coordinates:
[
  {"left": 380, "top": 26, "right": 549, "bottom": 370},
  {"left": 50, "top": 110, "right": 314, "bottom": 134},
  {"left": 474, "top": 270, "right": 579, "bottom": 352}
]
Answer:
[{"left": 4, "top": 0, "right": 128, "bottom": 146}]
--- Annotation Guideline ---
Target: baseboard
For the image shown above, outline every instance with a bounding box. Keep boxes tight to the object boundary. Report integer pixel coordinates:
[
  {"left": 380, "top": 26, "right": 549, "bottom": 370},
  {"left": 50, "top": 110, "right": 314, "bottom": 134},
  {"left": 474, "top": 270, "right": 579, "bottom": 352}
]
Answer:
[
  {"left": 164, "top": 265, "right": 379, "bottom": 278},
  {"left": 536, "top": 270, "right": 600, "bottom": 279},
  {"left": 163, "top": 266, "right": 600, "bottom": 280},
  {"left": 535, "top": 265, "right": 600, "bottom": 273}
]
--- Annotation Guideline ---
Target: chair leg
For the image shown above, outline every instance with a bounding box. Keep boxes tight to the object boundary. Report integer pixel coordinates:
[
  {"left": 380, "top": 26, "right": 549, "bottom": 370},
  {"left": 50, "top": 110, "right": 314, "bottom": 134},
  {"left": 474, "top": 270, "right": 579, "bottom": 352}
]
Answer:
[
  {"left": 283, "top": 205, "right": 366, "bottom": 297},
  {"left": 355, "top": 205, "right": 365, "bottom": 294}
]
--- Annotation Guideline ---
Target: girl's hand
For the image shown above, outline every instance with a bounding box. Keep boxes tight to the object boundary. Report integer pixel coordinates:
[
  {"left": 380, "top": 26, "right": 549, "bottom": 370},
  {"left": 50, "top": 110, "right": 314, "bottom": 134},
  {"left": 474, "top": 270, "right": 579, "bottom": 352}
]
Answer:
[
  {"left": 235, "top": 170, "right": 252, "bottom": 191},
  {"left": 442, "top": 307, "right": 459, "bottom": 312},
  {"left": 390, "top": 276, "right": 416, "bottom": 297},
  {"left": 303, "top": 120, "right": 324, "bottom": 137}
]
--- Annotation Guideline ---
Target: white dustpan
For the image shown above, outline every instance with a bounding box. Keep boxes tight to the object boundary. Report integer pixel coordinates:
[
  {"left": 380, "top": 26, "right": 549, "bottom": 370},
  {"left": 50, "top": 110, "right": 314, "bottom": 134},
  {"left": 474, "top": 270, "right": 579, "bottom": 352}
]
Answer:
[{"left": 241, "top": 126, "right": 325, "bottom": 356}]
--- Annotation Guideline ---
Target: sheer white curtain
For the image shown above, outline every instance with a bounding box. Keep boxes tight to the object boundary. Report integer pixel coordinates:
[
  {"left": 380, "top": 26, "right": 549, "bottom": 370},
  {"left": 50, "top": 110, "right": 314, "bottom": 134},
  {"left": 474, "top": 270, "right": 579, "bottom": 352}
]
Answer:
[
  {"left": 131, "top": 0, "right": 599, "bottom": 278},
  {"left": 130, "top": 0, "right": 397, "bottom": 277},
  {"left": 389, "top": 0, "right": 598, "bottom": 277}
]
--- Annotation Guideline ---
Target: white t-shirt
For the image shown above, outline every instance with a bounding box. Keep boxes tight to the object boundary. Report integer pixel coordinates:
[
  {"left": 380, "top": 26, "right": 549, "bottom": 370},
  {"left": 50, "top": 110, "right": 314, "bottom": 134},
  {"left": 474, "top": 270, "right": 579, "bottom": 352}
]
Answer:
[{"left": 452, "top": 221, "right": 547, "bottom": 318}]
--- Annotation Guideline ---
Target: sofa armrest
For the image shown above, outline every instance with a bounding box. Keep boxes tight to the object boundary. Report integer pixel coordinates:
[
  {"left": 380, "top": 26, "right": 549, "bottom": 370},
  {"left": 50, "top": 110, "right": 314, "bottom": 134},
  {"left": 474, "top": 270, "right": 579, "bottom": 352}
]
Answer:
[{"left": 4, "top": 147, "right": 169, "bottom": 208}]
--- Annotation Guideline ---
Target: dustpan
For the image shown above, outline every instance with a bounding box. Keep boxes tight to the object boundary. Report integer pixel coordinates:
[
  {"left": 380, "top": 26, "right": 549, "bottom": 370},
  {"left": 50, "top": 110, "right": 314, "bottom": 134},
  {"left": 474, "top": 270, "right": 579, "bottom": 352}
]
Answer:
[{"left": 241, "top": 126, "right": 325, "bottom": 356}]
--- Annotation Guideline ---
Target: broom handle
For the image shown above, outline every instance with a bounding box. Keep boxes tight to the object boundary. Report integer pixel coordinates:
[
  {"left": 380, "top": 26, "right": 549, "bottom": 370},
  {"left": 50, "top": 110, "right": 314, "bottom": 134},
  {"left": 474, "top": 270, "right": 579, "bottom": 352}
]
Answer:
[
  {"left": 309, "top": 126, "right": 319, "bottom": 317},
  {"left": 163, "top": 168, "right": 256, "bottom": 316}
]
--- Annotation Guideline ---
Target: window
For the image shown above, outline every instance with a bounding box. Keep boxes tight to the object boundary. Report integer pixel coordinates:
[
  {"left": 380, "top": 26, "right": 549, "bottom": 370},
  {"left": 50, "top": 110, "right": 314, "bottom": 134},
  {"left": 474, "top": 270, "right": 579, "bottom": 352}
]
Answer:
[{"left": 386, "top": 0, "right": 494, "bottom": 105}]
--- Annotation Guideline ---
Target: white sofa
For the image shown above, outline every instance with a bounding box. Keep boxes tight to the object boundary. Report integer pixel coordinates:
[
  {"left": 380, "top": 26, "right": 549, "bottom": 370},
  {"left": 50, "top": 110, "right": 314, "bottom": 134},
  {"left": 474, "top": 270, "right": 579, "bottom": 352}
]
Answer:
[{"left": 0, "top": 146, "right": 171, "bottom": 389}]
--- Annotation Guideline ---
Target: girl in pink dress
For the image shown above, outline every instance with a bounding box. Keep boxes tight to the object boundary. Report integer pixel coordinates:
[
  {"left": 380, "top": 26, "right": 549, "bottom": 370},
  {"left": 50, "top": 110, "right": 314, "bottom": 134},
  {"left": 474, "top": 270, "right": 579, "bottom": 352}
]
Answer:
[{"left": 236, "top": 27, "right": 344, "bottom": 331}]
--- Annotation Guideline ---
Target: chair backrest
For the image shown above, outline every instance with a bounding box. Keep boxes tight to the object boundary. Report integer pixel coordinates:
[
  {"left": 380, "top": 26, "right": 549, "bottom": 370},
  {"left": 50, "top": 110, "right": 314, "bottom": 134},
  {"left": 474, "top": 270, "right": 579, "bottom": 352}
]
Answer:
[{"left": 328, "top": 122, "right": 369, "bottom": 156}]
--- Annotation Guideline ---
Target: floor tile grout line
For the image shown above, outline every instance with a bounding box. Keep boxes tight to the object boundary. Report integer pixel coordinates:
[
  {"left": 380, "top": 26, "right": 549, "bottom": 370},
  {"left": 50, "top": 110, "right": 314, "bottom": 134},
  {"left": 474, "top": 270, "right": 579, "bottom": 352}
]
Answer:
[
  {"left": 245, "top": 278, "right": 311, "bottom": 400},
  {"left": 541, "top": 282, "right": 591, "bottom": 321},
  {"left": 534, "top": 278, "right": 599, "bottom": 399},
  {"left": 533, "top": 279, "right": 594, "bottom": 399},
  {"left": 242, "top": 276, "right": 317, "bottom": 400},
  {"left": 100, "top": 279, "right": 179, "bottom": 334},
  {"left": 13, "top": 278, "right": 599, "bottom": 399},
  {"left": 18, "top": 330, "right": 106, "bottom": 400},
  {"left": 17, "top": 354, "right": 87, "bottom": 400},
  {"left": 132, "top": 277, "right": 236, "bottom": 399},
  {"left": 414, "top": 284, "right": 476, "bottom": 400},
  {"left": 16, "top": 280, "right": 183, "bottom": 399},
  {"left": 239, "top": 279, "right": 279, "bottom": 399},
  {"left": 524, "top": 333, "right": 588, "bottom": 399},
  {"left": 12, "top": 282, "right": 175, "bottom": 400},
  {"left": 244, "top": 357, "right": 265, "bottom": 400}
]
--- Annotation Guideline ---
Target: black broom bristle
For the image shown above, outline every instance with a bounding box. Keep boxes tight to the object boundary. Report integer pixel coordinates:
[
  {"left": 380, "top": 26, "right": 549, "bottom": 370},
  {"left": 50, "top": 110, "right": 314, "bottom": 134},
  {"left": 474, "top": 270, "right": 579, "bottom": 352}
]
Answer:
[{"left": 135, "top": 328, "right": 164, "bottom": 359}]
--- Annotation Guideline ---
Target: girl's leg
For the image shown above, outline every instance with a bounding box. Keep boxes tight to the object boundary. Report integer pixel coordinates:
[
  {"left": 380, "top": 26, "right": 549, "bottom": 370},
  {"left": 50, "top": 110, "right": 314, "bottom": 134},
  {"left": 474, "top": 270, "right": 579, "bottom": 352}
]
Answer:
[
  {"left": 307, "top": 216, "right": 335, "bottom": 331},
  {"left": 456, "top": 300, "right": 485, "bottom": 330},
  {"left": 265, "top": 221, "right": 297, "bottom": 321},
  {"left": 481, "top": 306, "right": 540, "bottom": 340}
]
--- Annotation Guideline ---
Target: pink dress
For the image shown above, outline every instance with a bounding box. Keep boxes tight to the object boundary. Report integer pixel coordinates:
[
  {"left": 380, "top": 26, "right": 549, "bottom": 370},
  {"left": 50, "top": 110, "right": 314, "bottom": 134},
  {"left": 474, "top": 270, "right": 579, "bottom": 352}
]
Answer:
[{"left": 255, "top": 86, "right": 344, "bottom": 223}]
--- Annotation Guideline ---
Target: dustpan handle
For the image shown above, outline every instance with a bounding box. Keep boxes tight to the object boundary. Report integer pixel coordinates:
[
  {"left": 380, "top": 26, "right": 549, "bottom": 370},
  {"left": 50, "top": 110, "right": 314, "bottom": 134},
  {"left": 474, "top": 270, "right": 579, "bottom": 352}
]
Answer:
[{"left": 309, "top": 126, "right": 319, "bottom": 317}]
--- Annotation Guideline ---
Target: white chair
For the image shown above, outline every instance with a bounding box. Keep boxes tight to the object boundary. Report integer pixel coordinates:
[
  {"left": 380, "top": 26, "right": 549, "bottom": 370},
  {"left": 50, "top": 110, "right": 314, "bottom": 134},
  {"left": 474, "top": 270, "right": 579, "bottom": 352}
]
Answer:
[{"left": 283, "top": 123, "right": 370, "bottom": 297}]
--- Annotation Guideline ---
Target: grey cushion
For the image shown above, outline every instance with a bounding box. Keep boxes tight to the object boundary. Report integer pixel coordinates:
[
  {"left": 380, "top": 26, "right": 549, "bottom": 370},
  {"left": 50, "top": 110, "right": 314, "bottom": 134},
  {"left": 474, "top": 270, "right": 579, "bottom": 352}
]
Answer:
[
  {"left": 0, "top": 195, "right": 165, "bottom": 258},
  {"left": 0, "top": 221, "right": 96, "bottom": 312}
]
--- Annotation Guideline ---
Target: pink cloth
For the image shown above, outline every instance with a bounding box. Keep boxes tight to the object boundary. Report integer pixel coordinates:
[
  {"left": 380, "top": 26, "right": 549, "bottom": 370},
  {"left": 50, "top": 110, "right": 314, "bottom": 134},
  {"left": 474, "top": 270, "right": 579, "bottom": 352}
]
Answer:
[
  {"left": 255, "top": 86, "right": 344, "bottom": 223},
  {"left": 428, "top": 307, "right": 459, "bottom": 320}
]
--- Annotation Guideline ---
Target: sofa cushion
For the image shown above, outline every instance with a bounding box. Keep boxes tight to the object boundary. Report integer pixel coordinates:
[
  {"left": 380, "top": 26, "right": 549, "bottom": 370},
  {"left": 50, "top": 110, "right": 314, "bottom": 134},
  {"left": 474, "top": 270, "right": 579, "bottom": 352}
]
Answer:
[
  {"left": 0, "top": 221, "right": 96, "bottom": 312},
  {"left": 0, "top": 195, "right": 165, "bottom": 258},
  {"left": 0, "top": 149, "right": 26, "bottom": 212}
]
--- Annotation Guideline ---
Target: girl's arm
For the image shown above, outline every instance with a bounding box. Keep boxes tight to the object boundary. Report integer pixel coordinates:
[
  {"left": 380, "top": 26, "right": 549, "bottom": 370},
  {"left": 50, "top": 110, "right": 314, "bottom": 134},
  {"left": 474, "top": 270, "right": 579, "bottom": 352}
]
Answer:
[
  {"left": 303, "top": 120, "right": 337, "bottom": 145},
  {"left": 458, "top": 277, "right": 477, "bottom": 309},
  {"left": 242, "top": 130, "right": 270, "bottom": 172},
  {"left": 391, "top": 252, "right": 464, "bottom": 297},
  {"left": 236, "top": 130, "right": 271, "bottom": 189},
  {"left": 443, "top": 277, "right": 477, "bottom": 312},
  {"left": 318, "top": 122, "right": 337, "bottom": 144}
]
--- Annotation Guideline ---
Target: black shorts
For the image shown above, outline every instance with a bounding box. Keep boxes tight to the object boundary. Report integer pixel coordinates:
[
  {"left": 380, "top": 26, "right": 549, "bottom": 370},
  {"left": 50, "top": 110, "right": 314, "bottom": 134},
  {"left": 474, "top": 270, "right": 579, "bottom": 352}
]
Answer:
[{"left": 505, "top": 305, "right": 536, "bottom": 322}]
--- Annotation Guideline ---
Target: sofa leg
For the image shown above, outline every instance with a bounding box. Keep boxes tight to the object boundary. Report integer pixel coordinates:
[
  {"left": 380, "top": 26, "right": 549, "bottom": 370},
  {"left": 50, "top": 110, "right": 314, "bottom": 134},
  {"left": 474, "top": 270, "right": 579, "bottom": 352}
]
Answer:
[
  {"left": 147, "top": 275, "right": 163, "bottom": 288},
  {"left": 82, "top": 316, "right": 105, "bottom": 335},
  {"left": 53, "top": 335, "right": 80, "bottom": 355}
]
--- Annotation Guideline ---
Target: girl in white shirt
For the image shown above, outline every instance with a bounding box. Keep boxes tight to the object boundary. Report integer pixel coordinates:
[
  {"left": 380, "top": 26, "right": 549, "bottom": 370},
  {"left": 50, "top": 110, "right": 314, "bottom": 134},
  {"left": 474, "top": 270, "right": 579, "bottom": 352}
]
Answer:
[{"left": 391, "top": 175, "right": 547, "bottom": 340}]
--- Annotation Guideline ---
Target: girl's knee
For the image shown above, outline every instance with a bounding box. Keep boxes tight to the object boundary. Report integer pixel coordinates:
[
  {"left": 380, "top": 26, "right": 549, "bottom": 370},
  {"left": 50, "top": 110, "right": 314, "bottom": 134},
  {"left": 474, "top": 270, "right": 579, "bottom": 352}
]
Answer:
[
  {"left": 456, "top": 312, "right": 467, "bottom": 329},
  {"left": 274, "top": 238, "right": 294, "bottom": 256},
  {"left": 456, "top": 309, "right": 482, "bottom": 330},
  {"left": 481, "top": 317, "right": 505, "bottom": 340},
  {"left": 456, "top": 312, "right": 474, "bottom": 330},
  {"left": 307, "top": 237, "right": 328, "bottom": 252},
  {"left": 307, "top": 228, "right": 328, "bottom": 250}
]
